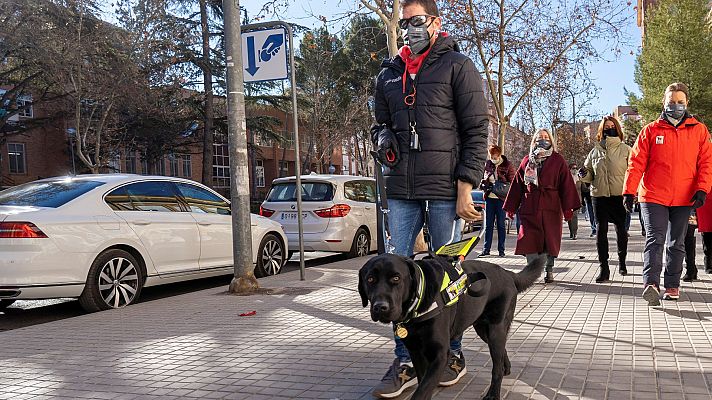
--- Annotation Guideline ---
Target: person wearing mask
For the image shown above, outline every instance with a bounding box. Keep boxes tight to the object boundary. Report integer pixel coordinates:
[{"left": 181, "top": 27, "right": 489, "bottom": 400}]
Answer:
[
  {"left": 579, "top": 116, "right": 631, "bottom": 283},
  {"left": 504, "top": 129, "right": 580, "bottom": 283},
  {"left": 370, "top": 0, "right": 488, "bottom": 396},
  {"left": 479, "top": 144, "right": 516, "bottom": 257},
  {"left": 623, "top": 82, "right": 712, "bottom": 305},
  {"left": 568, "top": 163, "right": 582, "bottom": 240}
]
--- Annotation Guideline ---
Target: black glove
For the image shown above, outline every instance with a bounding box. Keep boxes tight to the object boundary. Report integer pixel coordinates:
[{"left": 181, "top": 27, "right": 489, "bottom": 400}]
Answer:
[
  {"left": 376, "top": 128, "right": 399, "bottom": 168},
  {"left": 691, "top": 190, "right": 707, "bottom": 209},
  {"left": 623, "top": 194, "right": 635, "bottom": 213}
]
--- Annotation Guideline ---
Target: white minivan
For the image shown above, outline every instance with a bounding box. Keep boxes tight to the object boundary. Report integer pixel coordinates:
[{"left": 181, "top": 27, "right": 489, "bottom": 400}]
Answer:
[{"left": 259, "top": 175, "right": 377, "bottom": 258}]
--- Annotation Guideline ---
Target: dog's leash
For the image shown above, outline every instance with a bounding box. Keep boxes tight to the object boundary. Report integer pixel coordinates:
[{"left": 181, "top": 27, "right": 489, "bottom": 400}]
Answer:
[{"left": 371, "top": 151, "right": 395, "bottom": 254}]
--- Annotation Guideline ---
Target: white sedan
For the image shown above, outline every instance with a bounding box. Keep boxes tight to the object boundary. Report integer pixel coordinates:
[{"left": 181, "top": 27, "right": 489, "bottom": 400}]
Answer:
[{"left": 0, "top": 175, "right": 288, "bottom": 312}]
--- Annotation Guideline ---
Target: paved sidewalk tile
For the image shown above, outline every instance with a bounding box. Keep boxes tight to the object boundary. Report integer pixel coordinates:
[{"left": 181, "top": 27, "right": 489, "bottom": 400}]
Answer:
[{"left": 2, "top": 217, "right": 712, "bottom": 399}]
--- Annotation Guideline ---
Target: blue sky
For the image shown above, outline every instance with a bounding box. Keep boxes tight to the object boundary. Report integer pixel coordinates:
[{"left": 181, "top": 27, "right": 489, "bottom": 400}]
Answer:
[{"left": 240, "top": 0, "right": 641, "bottom": 120}]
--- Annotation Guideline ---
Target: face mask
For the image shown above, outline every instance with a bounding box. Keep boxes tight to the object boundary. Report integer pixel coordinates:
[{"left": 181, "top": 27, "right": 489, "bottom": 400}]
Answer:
[
  {"left": 405, "top": 24, "right": 432, "bottom": 54},
  {"left": 536, "top": 139, "right": 552, "bottom": 150},
  {"left": 603, "top": 128, "right": 618, "bottom": 138},
  {"left": 664, "top": 103, "right": 686, "bottom": 120}
]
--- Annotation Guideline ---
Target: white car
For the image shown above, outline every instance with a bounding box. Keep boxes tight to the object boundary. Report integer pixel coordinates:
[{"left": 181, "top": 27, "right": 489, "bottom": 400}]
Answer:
[
  {"left": 0, "top": 175, "right": 288, "bottom": 312},
  {"left": 259, "top": 174, "right": 377, "bottom": 258}
]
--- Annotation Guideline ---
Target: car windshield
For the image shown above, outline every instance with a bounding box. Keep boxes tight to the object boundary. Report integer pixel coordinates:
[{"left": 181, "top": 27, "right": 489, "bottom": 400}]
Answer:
[
  {"left": 0, "top": 179, "right": 105, "bottom": 208},
  {"left": 266, "top": 182, "right": 334, "bottom": 202}
]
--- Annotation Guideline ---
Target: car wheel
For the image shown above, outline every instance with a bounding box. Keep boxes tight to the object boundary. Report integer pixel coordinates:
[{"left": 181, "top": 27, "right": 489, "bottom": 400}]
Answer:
[
  {"left": 348, "top": 228, "right": 370, "bottom": 258},
  {"left": 79, "top": 249, "right": 144, "bottom": 312},
  {"left": 0, "top": 299, "right": 16, "bottom": 310},
  {"left": 254, "top": 234, "right": 285, "bottom": 278}
]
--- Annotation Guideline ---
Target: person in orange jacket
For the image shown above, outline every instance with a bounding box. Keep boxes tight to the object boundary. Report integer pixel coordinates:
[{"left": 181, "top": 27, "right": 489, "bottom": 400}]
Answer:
[{"left": 623, "top": 82, "right": 712, "bottom": 306}]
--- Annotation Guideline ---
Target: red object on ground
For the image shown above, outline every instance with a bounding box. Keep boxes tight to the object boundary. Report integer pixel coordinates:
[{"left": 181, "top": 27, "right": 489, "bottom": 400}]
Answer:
[{"left": 239, "top": 311, "right": 256, "bottom": 317}]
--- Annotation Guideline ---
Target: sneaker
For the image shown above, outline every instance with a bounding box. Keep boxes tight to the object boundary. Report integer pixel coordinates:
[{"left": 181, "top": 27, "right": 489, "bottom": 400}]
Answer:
[
  {"left": 642, "top": 284, "right": 660, "bottom": 306},
  {"left": 663, "top": 287, "right": 680, "bottom": 300},
  {"left": 590, "top": 232, "right": 596, "bottom": 238},
  {"left": 544, "top": 271, "right": 554, "bottom": 283},
  {"left": 478, "top": 252, "right": 490, "bottom": 258},
  {"left": 439, "top": 352, "right": 467, "bottom": 387},
  {"left": 498, "top": 251, "right": 505, "bottom": 257},
  {"left": 372, "top": 359, "right": 418, "bottom": 398}
]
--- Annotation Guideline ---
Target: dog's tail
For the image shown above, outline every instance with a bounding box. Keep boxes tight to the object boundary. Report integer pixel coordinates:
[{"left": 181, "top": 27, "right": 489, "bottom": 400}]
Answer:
[{"left": 513, "top": 255, "right": 547, "bottom": 293}]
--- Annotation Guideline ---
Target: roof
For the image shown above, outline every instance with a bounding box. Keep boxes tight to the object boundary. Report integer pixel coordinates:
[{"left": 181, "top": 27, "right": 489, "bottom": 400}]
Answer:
[
  {"left": 34, "top": 174, "right": 202, "bottom": 185},
  {"left": 271, "top": 174, "right": 375, "bottom": 184}
]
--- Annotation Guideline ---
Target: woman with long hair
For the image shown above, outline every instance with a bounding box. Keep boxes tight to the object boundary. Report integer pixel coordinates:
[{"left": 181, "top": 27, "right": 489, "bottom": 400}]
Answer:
[
  {"left": 504, "top": 129, "right": 580, "bottom": 283},
  {"left": 579, "top": 116, "right": 631, "bottom": 283}
]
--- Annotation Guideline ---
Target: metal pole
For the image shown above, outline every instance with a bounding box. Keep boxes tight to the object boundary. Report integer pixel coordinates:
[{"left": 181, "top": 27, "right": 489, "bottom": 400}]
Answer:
[
  {"left": 241, "top": 21, "right": 305, "bottom": 280},
  {"left": 224, "top": 0, "right": 258, "bottom": 293},
  {"left": 287, "top": 24, "right": 306, "bottom": 281}
]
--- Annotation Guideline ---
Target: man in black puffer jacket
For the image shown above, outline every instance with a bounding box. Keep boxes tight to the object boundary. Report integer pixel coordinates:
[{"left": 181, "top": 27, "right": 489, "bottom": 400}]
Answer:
[{"left": 370, "top": 0, "right": 489, "bottom": 398}]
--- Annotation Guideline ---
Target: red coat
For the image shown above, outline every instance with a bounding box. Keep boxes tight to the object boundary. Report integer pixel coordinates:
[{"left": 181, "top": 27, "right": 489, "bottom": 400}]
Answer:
[
  {"left": 504, "top": 152, "right": 581, "bottom": 257},
  {"left": 696, "top": 199, "right": 712, "bottom": 232},
  {"left": 624, "top": 116, "right": 712, "bottom": 206}
]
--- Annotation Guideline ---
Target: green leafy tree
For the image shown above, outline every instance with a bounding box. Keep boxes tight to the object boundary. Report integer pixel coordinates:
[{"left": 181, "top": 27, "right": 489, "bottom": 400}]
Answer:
[{"left": 632, "top": 0, "right": 712, "bottom": 122}]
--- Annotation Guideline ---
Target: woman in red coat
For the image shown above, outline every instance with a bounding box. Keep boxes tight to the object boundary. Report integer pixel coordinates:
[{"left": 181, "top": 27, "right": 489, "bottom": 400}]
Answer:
[{"left": 504, "top": 128, "right": 581, "bottom": 283}]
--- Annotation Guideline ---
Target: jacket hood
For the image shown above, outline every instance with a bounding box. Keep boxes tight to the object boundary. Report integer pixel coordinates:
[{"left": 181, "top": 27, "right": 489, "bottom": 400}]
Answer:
[{"left": 654, "top": 113, "right": 699, "bottom": 129}]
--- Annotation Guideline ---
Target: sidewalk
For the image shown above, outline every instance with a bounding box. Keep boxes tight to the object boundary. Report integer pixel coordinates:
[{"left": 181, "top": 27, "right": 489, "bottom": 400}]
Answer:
[{"left": 3, "top": 217, "right": 712, "bottom": 399}]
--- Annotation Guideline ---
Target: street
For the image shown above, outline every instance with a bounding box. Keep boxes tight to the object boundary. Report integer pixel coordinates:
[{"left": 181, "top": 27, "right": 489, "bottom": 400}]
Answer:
[{"left": 0, "top": 252, "right": 346, "bottom": 332}]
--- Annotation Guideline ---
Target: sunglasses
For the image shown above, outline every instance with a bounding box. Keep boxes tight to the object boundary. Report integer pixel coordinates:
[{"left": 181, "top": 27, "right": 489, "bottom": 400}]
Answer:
[{"left": 398, "top": 15, "right": 436, "bottom": 30}]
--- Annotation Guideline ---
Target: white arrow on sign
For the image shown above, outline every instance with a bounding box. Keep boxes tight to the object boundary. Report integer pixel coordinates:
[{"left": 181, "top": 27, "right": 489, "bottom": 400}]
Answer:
[{"left": 241, "top": 28, "right": 288, "bottom": 83}]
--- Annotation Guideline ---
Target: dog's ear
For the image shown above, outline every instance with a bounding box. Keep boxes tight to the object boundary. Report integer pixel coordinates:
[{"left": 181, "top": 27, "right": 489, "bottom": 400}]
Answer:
[
  {"left": 467, "top": 272, "right": 490, "bottom": 297},
  {"left": 358, "top": 264, "right": 371, "bottom": 308}
]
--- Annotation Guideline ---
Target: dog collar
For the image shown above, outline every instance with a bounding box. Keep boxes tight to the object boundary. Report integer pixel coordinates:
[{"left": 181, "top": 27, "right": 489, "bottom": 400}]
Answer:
[{"left": 403, "top": 264, "right": 426, "bottom": 319}]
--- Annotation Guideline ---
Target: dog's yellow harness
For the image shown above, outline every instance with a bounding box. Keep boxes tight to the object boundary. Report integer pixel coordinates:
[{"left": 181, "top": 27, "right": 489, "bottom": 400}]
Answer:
[{"left": 394, "top": 258, "right": 472, "bottom": 339}]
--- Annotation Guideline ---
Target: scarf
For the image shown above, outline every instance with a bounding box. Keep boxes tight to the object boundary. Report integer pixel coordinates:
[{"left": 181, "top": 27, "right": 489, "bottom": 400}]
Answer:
[
  {"left": 397, "top": 32, "right": 448, "bottom": 94},
  {"left": 524, "top": 147, "right": 553, "bottom": 186}
]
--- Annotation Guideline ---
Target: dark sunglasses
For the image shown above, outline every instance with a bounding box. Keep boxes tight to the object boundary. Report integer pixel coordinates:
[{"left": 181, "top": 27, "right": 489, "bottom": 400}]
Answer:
[{"left": 398, "top": 15, "right": 436, "bottom": 30}]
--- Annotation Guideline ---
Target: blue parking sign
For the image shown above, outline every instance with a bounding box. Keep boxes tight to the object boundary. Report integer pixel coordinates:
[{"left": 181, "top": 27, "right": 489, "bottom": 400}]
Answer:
[{"left": 241, "top": 28, "right": 288, "bottom": 82}]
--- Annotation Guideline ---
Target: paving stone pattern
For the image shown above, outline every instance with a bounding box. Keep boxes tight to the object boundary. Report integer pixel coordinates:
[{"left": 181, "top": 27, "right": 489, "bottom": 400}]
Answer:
[{"left": 2, "top": 217, "right": 712, "bottom": 399}]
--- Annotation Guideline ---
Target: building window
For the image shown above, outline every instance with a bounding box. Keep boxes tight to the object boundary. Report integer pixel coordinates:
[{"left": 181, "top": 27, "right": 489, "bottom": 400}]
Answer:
[
  {"left": 141, "top": 155, "right": 149, "bottom": 175},
  {"left": 168, "top": 153, "right": 179, "bottom": 177},
  {"left": 213, "top": 143, "right": 230, "bottom": 188},
  {"left": 255, "top": 159, "right": 265, "bottom": 188},
  {"left": 278, "top": 160, "right": 289, "bottom": 177},
  {"left": 182, "top": 154, "right": 192, "bottom": 178},
  {"left": 108, "top": 153, "right": 120, "bottom": 173},
  {"left": 125, "top": 151, "right": 137, "bottom": 174},
  {"left": 154, "top": 156, "right": 166, "bottom": 176},
  {"left": 15, "top": 96, "right": 32, "bottom": 118},
  {"left": 8, "top": 143, "right": 26, "bottom": 174}
]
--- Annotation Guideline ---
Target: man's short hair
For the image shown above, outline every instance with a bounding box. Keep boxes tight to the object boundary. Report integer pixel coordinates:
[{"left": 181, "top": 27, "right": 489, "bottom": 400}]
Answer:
[
  {"left": 401, "top": 0, "right": 440, "bottom": 17},
  {"left": 664, "top": 82, "right": 690, "bottom": 102}
]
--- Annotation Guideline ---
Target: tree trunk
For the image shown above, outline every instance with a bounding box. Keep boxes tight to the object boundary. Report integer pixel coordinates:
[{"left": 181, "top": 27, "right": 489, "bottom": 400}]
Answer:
[
  {"left": 200, "top": 0, "right": 214, "bottom": 187},
  {"left": 386, "top": 21, "right": 399, "bottom": 57}
]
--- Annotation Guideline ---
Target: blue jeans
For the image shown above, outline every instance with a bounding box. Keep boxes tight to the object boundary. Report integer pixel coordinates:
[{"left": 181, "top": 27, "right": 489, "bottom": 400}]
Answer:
[
  {"left": 483, "top": 197, "right": 506, "bottom": 254},
  {"left": 388, "top": 199, "right": 463, "bottom": 362}
]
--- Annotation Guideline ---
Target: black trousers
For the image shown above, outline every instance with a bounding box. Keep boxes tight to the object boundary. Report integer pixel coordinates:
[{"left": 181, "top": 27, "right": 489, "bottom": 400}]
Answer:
[
  {"left": 685, "top": 224, "right": 696, "bottom": 269},
  {"left": 592, "top": 196, "right": 628, "bottom": 265},
  {"left": 703, "top": 232, "right": 712, "bottom": 270}
]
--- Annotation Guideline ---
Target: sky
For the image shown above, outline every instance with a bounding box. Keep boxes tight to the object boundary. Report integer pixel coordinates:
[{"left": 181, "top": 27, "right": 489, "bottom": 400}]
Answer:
[{"left": 239, "top": 0, "right": 642, "bottom": 121}]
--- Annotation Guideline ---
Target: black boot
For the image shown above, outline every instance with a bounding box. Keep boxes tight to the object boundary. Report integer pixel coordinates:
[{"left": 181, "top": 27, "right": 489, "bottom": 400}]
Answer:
[
  {"left": 544, "top": 271, "right": 554, "bottom": 283},
  {"left": 596, "top": 264, "right": 610, "bottom": 283},
  {"left": 683, "top": 266, "right": 698, "bottom": 282},
  {"left": 706, "top": 255, "right": 712, "bottom": 274},
  {"left": 619, "top": 261, "right": 627, "bottom": 276}
]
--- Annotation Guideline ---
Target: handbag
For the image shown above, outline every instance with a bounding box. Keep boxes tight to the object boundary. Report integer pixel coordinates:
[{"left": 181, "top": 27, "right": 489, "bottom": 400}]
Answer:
[{"left": 492, "top": 180, "right": 511, "bottom": 199}]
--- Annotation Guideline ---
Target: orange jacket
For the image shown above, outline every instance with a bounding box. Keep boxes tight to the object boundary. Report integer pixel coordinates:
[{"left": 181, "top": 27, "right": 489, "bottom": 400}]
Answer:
[{"left": 624, "top": 116, "right": 712, "bottom": 206}]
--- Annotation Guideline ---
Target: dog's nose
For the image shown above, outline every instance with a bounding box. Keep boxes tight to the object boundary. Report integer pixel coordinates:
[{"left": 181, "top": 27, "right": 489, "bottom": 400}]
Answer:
[{"left": 372, "top": 301, "right": 390, "bottom": 314}]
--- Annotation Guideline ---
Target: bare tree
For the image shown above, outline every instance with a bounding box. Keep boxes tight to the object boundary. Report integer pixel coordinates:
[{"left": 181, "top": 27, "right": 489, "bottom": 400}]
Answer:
[
  {"left": 444, "top": 0, "right": 629, "bottom": 151},
  {"left": 356, "top": 0, "right": 401, "bottom": 57}
]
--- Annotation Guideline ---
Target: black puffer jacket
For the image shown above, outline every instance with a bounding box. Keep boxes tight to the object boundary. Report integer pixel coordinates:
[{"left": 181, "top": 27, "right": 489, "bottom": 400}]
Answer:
[{"left": 371, "top": 35, "right": 489, "bottom": 200}]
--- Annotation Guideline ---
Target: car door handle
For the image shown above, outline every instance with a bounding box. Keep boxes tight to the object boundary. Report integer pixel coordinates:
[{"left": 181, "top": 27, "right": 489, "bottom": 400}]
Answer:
[
  {"left": 365, "top": 206, "right": 373, "bottom": 210},
  {"left": 132, "top": 220, "right": 151, "bottom": 226},
  {"left": 197, "top": 221, "right": 212, "bottom": 226}
]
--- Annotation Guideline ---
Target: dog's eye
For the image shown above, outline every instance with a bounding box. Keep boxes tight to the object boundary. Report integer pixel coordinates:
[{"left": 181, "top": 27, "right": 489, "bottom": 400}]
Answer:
[
  {"left": 367, "top": 276, "right": 375, "bottom": 284},
  {"left": 391, "top": 276, "right": 400, "bottom": 283}
]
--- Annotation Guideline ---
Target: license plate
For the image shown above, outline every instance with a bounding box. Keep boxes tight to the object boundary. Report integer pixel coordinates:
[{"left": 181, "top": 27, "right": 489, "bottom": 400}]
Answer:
[{"left": 280, "top": 212, "right": 308, "bottom": 220}]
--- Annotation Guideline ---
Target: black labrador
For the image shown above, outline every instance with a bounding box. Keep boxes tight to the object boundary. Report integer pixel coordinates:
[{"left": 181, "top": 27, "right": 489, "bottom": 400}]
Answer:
[{"left": 359, "top": 253, "right": 546, "bottom": 400}]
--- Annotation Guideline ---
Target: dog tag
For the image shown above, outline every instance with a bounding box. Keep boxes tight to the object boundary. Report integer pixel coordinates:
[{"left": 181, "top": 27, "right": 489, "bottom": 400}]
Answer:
[{"left": 395, "top": 325, "right": 408, "bottom": 339}]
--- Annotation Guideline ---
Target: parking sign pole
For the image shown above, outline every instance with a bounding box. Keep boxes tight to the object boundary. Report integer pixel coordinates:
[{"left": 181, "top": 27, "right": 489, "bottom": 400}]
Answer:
[{"left": 241, "top": 21, "right": 305, "bottom": 280}]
